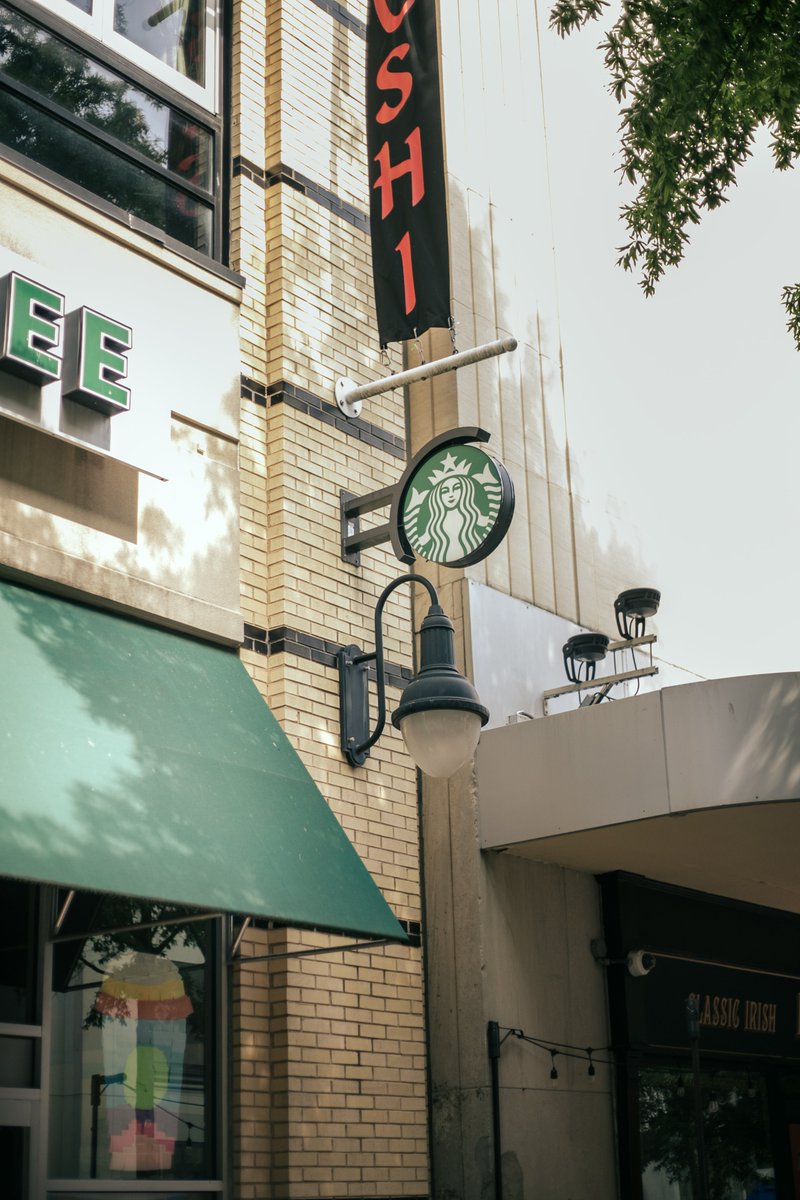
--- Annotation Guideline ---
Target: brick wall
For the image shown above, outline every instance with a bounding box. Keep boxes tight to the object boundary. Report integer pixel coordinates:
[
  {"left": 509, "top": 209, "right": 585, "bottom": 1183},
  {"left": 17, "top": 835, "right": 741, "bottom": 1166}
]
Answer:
[{"left": 230, "top": 0, "right": 429, "bottom": 1195}]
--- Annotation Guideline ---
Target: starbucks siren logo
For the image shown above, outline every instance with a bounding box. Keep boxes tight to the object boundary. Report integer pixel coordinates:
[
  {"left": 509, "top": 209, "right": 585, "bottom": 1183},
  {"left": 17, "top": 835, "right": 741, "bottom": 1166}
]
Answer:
[{"left": 400, "top": 444, "right": 512, "bottom": 566}]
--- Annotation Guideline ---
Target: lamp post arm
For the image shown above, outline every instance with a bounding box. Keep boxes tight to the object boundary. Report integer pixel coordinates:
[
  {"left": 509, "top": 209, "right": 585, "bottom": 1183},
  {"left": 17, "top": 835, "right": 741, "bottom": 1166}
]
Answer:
[{"left": 343, "top": 574, "right": 440, "bottom": 763}]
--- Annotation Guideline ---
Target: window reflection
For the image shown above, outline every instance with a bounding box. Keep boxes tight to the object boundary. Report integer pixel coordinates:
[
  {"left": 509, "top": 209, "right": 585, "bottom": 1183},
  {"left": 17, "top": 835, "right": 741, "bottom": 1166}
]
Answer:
[
  {"left": 114, "top": 0, "right": 205, "bottom": 84},
  {"left": 49, "top": 899, "right": 214, "bottom": 1182},
  {"left": 0, "top": 5, "right": 213, "bottom": 190},
  {"left": 0, "top": 91, "right": 212, "bottom": 251},
  {"left": 640, "top": 1066, "right": 775, "bottom": 1200}
]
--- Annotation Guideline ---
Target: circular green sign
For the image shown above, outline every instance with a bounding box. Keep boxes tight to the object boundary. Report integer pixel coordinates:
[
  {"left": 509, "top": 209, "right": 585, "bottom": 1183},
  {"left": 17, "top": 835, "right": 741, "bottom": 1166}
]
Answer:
[{"left": 398, "top": 441, "right": 514, "bottom": 567}]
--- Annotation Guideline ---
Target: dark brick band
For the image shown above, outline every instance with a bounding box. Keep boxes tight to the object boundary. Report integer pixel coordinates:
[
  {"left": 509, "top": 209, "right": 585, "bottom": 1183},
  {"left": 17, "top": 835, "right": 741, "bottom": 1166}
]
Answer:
[
  {"left": 241, "top": 375, "right": 267, "bottom": 405},
  {"left": 232, "top": 156, "right": 369, "bottom": 234},
  {"left": 232, "top": 156, "right": 266, "bottom": 185},
  {"left": 267, "top": 380, "right": 405, "bottom": 459},
  {"left": 309, "top": 0, "right": 367, "bottom": 38},
  {"left": 265, "top": 163, "right": 369, "bottom": 232},
  {"left": 243, "top": 623, "right": 413, "bottom": 690}
]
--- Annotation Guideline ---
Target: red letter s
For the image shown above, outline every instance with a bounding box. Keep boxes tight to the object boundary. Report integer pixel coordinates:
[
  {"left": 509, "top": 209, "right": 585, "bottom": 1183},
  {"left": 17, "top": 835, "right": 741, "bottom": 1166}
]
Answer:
[{"left": 376, "top": 44, "right": 413, "bottom": 124}]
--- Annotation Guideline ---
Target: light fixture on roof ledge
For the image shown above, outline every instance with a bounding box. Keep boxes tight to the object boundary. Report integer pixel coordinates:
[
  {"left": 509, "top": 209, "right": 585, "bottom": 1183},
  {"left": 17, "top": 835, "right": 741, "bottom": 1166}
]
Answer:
[
  {"left": 338, "top": 573, "right": 489, "bottom": 778},
  {"left": 562, "top": 632, "right": 610, "bottom": 684},
  {"left": 614, "top": 587, "right": 661, "bottom": 640},
  {"left": 544, "top": 589, "right": 662, "bottom": 714}
]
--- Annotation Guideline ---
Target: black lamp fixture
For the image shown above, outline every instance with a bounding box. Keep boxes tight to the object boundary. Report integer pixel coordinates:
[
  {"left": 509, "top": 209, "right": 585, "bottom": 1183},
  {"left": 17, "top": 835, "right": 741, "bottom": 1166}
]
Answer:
[
  {"left": 562, "top": 632, "right": 610, "bottom": 684},
  {"left": 338, "top": 573, "right": 489, "bottom": 778},
  {"left": 614, "top": 587, "right": 661, "bottom": 640}
]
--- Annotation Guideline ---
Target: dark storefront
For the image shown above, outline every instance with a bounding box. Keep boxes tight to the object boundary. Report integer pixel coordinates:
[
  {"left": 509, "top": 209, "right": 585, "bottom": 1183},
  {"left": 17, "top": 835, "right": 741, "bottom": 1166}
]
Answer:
[{"left": 602, "top": 873, "right": 800, "bottom": 1200}]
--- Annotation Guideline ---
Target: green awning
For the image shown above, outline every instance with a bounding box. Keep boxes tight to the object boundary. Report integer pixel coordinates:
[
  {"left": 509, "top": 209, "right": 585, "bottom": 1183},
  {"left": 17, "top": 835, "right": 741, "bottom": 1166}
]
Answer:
[{"left": 0, "top": 579, "right": 406, "bottom": 941}]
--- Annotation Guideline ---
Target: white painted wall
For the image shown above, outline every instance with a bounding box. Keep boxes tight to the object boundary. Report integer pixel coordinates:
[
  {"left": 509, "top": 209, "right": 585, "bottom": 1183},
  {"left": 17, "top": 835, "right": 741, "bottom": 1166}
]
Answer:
[
  {"left": 0, "top": 161, "right": 243, "bottom": 642},
  {"left": 438, "top": 0, "right": 800, "bottom": 687},
  {"left": 468, "top": 580, "right": 702, "bottom": 725}
]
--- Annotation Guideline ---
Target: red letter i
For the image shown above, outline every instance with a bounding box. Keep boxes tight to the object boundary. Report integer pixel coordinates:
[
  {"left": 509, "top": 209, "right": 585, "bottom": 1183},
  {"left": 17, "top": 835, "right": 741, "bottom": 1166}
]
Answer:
[{"left": 396, "top": 231, "right": 416, "bottom": 315}]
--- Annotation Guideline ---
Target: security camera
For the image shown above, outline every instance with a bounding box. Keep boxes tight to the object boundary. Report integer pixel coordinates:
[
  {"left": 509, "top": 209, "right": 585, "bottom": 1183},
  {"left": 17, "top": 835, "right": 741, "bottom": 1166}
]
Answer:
[{"left": 626, "top": 949, "right": 656, "bottom": 978}]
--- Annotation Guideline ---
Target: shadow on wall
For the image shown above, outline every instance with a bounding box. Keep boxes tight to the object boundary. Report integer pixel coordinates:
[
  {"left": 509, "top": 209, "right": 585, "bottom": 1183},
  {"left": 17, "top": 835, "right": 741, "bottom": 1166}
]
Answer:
[
  {"left": 444, "top": 175, "right": 654, "bottom": 651},
  {"left": 0, "top": 415, "right": 138, "bottom": 542},
  {"left": 0, "top": 582, "right": 241, "bottom": 898},
  {"left": 0, "top": 579, "right": 317, "bottom": 915},
  {"left": 0, "top": 408, "right": 239, "bottom": 621}
]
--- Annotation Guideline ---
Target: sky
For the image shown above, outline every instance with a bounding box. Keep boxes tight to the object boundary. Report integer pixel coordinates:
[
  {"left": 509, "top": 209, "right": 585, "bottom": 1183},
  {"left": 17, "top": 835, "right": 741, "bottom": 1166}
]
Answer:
[{"left": 538, "top": 11, "right": 800, "bottom": 681}]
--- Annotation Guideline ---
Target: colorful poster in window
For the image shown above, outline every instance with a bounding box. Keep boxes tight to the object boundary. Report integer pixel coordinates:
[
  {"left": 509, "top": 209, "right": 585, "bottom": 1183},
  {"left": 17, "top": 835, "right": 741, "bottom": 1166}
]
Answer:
[
  {"left": 366, "top": 0, "right": 451, "bottom": 347},
  {"left": 94, "top": 951, "right": 192, "bottom": 1172}
]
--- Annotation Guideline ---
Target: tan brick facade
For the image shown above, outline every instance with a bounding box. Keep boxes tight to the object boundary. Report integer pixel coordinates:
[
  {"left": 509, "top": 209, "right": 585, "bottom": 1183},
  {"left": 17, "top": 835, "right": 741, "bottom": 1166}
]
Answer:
[{"left": 230, "top": 1, "right": 428, "bottom": 1195}]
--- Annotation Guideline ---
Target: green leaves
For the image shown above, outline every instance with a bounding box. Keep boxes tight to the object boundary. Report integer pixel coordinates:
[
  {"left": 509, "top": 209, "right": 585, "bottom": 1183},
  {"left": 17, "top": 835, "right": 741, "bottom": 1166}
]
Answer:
[
  {"left": 550, "top": 1, "right": 610, "bottom": 36},
  {"left": 550, "top": 0, "right": 800, "bottom": 348}
]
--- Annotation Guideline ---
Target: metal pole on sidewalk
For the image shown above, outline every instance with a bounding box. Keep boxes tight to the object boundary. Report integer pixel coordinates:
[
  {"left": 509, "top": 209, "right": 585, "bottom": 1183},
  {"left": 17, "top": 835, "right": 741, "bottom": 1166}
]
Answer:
[
  {"left": 686, "top": 997, "right": 709, "bottom": 1200},
  {"left": 487, "top": 1020, "right": 504, "bottom": 1200}
]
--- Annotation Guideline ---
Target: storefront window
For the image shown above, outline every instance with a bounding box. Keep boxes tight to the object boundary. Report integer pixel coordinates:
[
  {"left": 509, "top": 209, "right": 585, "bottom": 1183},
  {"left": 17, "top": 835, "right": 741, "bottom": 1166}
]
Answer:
[
  {"left": 48, "top": 896, "right": 216, "bottom": 1183},
  {"left": 640, "top": 1066, "right": 775, "bottom": 1200}
]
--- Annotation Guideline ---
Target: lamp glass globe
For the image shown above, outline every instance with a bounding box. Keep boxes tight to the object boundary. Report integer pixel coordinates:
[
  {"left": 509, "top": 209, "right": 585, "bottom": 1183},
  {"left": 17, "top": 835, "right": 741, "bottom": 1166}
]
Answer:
[{"left": 399, "top": 708, "right": 483, "bottom": 778}]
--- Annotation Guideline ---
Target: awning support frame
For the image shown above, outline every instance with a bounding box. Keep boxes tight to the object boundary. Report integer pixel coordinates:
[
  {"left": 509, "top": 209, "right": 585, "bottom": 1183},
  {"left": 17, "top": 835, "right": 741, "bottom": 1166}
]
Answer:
[
  {"left": 231, "top": 937, "right": 395, "bottom": 965},
  {"left": 51, "top": 909, "right": 227, "bottom": 944}
]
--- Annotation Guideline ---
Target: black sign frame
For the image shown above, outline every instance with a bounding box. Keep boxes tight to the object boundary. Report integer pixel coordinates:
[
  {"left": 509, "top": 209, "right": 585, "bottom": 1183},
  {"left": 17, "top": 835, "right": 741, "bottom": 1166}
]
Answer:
[{"left": 389, "top": 426, "right": 515, "bottom": 567}]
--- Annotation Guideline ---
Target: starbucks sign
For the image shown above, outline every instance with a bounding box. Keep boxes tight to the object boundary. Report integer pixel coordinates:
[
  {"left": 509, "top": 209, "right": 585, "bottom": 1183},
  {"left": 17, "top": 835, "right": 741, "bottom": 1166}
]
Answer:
[{"left": 391, "top": 429, "right": 514, "bottom": 567}]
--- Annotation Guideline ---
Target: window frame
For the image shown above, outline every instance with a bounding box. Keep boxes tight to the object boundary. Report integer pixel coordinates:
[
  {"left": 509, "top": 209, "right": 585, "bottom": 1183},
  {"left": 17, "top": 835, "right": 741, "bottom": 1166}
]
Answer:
[
  {"left": 1, "top": 0, "right": 225, "bottom": 263},
  {"left": 41, "top": 0, "right": 219, "bottom": 113}
]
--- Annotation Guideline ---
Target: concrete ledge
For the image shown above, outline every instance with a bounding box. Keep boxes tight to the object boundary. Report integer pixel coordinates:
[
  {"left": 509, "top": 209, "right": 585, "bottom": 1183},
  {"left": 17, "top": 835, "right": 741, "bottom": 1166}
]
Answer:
[{"left": 478, "top": 673, "right": 800, "bottom": 849}]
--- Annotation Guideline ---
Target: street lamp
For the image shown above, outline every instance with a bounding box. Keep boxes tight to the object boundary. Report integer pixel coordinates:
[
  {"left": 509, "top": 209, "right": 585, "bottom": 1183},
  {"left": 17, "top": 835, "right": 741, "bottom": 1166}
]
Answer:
[{"left": 338, "top": 573, "right": 489, "bottom": 777}]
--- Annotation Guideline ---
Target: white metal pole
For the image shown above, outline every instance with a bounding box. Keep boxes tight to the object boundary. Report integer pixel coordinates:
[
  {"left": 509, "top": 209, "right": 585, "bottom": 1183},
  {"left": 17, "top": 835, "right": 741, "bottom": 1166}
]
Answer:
[{"left": 335, "top": 336, "right": 518, "bottom": 418}]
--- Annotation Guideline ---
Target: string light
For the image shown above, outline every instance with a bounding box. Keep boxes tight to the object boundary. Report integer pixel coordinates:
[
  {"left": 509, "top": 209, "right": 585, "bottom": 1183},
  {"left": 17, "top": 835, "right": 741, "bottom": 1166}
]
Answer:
[
  {"left": 676, "top": 1075, "right": 686, "bottom": 1098},
  {"left": 747, "top": 1075, "right": 757, "bottom": 1099},
  {"left": 549, "top": 1049, "right": 559, "bottom": 1080},
  {"left": 501, "top": 1026, "right": 613, "bottom": 1073}
]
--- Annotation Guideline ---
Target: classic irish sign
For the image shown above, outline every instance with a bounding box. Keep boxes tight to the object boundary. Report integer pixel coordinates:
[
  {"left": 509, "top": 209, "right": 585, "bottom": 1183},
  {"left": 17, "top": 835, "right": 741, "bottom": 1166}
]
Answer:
[
  {"left": 635, "top": 954, "right": 800, "bottom": 1061},
  {"left": 391, "top": 430, "right": 514, "bottom": 567}
]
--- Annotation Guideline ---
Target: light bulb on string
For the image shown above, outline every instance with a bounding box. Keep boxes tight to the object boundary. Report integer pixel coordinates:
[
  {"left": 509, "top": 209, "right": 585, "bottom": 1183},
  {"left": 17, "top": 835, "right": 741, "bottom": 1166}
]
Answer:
[
  {"left": 586, "top": 1048, "right": 595, "bottom": 1078},
  {"left": 549, "top": 1049, "right": 559, "bottom": 1080}
]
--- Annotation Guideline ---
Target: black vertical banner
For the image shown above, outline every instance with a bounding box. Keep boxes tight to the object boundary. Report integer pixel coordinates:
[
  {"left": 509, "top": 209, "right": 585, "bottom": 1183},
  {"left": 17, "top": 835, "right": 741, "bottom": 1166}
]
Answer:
[{"left": 366, "top": 0, "right": 452, "bottom": 348}]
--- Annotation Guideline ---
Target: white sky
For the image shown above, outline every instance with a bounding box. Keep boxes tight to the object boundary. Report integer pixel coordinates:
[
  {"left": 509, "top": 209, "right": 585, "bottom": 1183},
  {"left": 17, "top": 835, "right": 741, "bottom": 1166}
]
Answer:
[{"left": 539, "top": 14, "right": 800, "bottom": 680}]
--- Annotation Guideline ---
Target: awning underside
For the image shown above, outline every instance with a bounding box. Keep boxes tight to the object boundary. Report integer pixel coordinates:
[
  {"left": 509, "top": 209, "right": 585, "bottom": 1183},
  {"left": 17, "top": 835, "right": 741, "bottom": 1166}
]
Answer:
[{"left": 0, "top": 579, "right": 405, "bottom": 942}]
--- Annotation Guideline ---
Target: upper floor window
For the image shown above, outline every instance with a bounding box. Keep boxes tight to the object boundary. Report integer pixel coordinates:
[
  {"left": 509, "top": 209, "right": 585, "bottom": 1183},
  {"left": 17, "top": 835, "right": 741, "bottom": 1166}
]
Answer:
[
  {"left": 49, "top": 0, "right": 217, "bottom": 110},
  {"left": 0, "top": 1, "right": 223, "bottom": 258}
]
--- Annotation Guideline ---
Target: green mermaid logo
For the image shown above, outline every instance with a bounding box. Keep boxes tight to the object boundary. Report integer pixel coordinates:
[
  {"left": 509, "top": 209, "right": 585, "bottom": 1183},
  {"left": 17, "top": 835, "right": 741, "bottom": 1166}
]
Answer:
[{"left": 401, "top": 445, "right": 508, "bottom": 565}]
